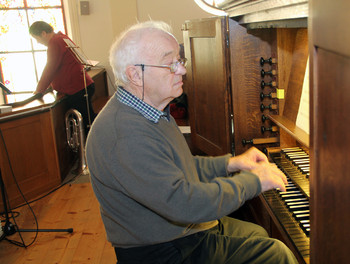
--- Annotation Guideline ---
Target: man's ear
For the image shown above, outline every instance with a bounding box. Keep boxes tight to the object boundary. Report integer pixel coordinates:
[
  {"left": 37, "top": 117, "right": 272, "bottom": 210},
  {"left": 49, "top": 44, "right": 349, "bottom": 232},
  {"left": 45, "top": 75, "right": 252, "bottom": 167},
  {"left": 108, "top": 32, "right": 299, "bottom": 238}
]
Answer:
[{"left": 126, "top": 65, "right": 143, "bottom": 87}]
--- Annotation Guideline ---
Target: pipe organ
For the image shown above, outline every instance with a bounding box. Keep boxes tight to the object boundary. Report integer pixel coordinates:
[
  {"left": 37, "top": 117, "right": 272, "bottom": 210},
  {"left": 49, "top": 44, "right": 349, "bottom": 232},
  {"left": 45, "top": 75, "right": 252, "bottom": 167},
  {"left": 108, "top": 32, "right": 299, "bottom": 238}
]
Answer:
[{"left": 183, "top": 0, "right": 350, "bottom": 262}]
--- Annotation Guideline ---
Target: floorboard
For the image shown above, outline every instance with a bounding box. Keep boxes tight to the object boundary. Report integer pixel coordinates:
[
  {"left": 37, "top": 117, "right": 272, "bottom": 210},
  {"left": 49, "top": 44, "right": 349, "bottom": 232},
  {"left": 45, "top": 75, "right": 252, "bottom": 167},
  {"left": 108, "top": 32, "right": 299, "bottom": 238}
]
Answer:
[{"left": 0, "top": 182, "right": 116, "bottom": 264}]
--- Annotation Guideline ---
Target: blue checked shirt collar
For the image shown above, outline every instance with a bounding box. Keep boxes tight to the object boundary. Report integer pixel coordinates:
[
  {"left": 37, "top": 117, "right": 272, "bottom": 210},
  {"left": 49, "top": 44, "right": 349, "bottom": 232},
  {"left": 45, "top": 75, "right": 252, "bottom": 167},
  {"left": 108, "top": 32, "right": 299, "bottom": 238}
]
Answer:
[{"left": 116, "top": 87, "right": 169, "bottom": 123}]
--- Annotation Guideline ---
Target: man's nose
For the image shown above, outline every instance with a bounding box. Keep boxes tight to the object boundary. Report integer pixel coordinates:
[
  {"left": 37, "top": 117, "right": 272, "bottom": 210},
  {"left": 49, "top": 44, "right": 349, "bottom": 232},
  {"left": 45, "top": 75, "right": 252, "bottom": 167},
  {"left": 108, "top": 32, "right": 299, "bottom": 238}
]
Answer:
[{"left": 176, "top": 63, "right": 187, "bottom": 75}]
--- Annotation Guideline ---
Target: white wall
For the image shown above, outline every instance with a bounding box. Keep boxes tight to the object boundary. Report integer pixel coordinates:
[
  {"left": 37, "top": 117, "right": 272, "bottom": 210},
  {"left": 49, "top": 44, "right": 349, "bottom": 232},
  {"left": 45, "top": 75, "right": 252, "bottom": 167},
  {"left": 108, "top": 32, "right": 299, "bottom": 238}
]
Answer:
[
  {"left": 136, "top": 0, "right": 212, "bottom": 43},
  {"left": 68, "top": 0, "right": 212, "bottom": 95}
]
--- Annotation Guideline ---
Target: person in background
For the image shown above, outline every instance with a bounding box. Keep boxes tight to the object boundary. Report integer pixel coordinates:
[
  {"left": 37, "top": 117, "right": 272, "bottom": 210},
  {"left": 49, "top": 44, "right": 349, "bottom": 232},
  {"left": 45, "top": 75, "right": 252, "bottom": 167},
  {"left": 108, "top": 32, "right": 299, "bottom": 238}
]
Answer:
[
  {"left": 29, "top": 21, "right": 96, "bottom": 134},
  {"left": 85, "top": 21, "right": 298, "bottom": 264}
]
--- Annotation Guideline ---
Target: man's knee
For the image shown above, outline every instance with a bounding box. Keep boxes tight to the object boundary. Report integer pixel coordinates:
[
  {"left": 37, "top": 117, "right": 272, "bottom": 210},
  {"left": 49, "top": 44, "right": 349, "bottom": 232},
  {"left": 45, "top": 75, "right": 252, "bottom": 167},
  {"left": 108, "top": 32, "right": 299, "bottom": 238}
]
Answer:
[
  {"left": 220, "top": 217, "right": 269, "bottom": 238},
  {"left": 261, "top": 238, "right": 298, "bottom": 264},
  {"left": 249, "top": 223, "right": 269, "bottom": 238}
]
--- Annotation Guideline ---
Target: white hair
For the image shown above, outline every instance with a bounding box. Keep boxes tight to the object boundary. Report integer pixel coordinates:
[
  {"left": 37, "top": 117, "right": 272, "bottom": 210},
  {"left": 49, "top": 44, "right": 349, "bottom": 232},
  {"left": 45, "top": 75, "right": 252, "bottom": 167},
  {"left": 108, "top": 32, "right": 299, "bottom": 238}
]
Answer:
[{"left": 109, "top": 21, "right": 176, "bottom": 87}]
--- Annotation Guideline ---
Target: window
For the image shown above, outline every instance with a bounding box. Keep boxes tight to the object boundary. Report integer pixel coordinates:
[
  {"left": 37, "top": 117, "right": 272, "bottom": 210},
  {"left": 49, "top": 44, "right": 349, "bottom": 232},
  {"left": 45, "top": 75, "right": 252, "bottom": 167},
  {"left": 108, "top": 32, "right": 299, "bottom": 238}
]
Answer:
[{"left": 0, "top": 0, "right": 66, "bottom": 103}]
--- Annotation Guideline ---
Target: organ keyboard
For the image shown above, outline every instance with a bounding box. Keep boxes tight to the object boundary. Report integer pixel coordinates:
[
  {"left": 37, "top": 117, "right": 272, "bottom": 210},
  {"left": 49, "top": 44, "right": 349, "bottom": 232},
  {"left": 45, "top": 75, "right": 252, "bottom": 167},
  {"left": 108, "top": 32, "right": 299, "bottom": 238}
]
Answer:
[{"left": 263, "top": 147, "right": 310, "bottom": 263}]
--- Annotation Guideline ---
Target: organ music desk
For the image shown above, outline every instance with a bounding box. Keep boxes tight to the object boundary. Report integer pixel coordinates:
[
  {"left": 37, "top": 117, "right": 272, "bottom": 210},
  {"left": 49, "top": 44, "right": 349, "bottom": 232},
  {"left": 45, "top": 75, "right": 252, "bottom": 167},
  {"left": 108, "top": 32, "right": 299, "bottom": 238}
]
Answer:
[{"left": 0, "top": 68, "right": 108, "bottom": 211}]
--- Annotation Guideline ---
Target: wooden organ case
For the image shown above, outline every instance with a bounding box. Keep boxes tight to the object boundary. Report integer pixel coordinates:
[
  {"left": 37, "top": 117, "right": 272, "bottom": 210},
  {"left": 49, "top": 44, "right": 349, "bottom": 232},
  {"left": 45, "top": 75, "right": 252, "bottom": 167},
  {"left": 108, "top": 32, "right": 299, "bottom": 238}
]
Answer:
[{"left": 183, "top": 0, "right": 350, "bottom": 263}]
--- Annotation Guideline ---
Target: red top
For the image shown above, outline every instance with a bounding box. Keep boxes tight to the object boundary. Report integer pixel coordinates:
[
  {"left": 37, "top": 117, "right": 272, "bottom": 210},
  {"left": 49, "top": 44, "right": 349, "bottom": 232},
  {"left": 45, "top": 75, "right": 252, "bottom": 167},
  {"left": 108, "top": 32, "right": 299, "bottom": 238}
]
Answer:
[{"left": 36, "top": 32, "right": 93, "bottom": 95}]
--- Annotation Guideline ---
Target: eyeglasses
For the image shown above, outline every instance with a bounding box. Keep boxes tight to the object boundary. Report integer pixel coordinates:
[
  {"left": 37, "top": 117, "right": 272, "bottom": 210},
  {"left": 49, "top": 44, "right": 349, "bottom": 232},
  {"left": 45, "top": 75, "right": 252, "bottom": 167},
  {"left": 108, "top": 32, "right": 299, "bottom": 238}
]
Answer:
[{"left": 135, "top": 58, "right": 187, "bottom": 73}]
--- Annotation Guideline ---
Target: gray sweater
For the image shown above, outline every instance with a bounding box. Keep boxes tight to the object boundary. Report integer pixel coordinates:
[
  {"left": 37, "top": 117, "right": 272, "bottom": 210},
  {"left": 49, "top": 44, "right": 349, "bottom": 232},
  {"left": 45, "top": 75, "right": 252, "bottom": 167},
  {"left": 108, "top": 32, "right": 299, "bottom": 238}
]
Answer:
[{"left": 85, "top": 94, "right": 261, "bottom": 248}]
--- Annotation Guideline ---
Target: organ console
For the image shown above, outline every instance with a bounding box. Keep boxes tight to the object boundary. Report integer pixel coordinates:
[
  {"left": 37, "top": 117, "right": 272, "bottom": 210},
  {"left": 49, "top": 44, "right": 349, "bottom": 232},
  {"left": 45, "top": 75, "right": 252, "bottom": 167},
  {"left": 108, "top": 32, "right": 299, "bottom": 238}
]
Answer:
[
  {"left": 184, "top": 0, "right": 350, "bottom": 261},
  {"left": 183, "top": 0, "right": 350, "bottom": 264},
  {"left": 184, "top": 15, "right": 310, "bottom": 261}
]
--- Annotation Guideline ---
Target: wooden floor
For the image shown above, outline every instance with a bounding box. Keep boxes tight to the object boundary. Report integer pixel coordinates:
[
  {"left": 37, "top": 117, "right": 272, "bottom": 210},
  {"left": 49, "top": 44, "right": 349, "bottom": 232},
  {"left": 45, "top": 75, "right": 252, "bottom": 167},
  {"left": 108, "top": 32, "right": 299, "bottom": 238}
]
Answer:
[{"left": 0, "top": 182, "right": 116, "bottom": 264}]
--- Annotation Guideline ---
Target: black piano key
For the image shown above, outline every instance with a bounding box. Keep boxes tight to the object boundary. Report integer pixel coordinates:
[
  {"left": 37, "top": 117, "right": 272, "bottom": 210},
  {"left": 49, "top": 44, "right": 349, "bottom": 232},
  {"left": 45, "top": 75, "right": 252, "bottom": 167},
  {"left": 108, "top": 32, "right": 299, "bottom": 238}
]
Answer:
[
  {"left": 298, "top": 168, "right": 310, "bottom": 173},
  {"left": 300, "top": 169, "right": 309, "bottom": 175},
  {"left": 285, "top": 187, "right": 299, "bottom": 192},
  {"left": 304, "top": 227, "right": 310, "bottom": 236},
  {"left": 300, "top": 223, "right": 311, "bottom": 229},
  {"left": 299, "top": 222, "right": 310, "bottom": 236},
  {"left": 300, "top": 222, "right": 310, "bottom": 229}
]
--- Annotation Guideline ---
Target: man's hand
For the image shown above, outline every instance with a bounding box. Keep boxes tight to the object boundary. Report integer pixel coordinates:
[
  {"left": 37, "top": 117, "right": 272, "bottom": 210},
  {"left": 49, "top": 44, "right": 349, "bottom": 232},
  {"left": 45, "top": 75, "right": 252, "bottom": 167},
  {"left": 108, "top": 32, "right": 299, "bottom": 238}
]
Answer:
[
  {"left": 227, "top": 147, "right": 287, "bottom": 192},
  {"left": 227, "top": 147, "right": 268, "bottom": 172},
  {"left": 250, "top": 162, "right": 287, "bottom": 192}
]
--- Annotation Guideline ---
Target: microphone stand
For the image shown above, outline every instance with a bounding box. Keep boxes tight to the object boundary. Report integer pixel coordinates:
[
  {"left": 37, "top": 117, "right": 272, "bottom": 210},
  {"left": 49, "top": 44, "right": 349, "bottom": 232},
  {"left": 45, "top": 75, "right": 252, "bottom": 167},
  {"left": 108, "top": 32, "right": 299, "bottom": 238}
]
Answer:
[
  {"left": 0, "top": 82, "right": 12, "bottom": 95},
  {"left": 0, "top": 169, "right": 73, "bottom": 247}
]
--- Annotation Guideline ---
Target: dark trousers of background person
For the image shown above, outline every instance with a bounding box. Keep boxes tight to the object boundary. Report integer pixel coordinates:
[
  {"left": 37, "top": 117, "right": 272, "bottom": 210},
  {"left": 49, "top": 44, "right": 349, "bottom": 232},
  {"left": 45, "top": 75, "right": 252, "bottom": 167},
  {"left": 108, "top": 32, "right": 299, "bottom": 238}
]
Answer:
[
  {"left": 65, "top": 83, "right": 97, "bottom": 135},
  {"left": 114, "top": 216, "right": 298, "bottom": 264}
]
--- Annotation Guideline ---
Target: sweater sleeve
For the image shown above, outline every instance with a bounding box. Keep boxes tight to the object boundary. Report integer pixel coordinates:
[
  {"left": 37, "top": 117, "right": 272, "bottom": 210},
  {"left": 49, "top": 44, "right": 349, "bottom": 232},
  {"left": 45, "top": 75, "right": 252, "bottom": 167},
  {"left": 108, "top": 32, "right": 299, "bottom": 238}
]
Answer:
[
  {"left": 106, "top": 134, "right": 262, "bottom": 224},
  {"left": 192, "top": 154, "right": 232, "bottom": 182}
]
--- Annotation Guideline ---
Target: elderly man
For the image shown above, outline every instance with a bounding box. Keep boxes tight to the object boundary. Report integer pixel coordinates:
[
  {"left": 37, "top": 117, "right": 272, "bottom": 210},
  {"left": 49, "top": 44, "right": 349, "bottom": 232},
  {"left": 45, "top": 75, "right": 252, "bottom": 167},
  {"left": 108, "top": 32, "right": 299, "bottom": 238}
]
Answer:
[{"left": 85, "top": 21, "right": 297, "bottom": 264}]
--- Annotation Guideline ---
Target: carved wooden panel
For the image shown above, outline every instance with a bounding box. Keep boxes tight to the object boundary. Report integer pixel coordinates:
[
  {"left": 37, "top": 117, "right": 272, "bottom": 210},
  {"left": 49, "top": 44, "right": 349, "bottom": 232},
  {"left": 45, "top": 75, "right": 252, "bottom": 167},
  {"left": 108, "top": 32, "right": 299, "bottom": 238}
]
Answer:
[
  {"left": 229, "top": 20, "right": 279, "bottom": 154},
  {"left": 0, "top": 111, "right": 61, "bottom": 210},
  {"left": 310, "top": 0, "right": 350, "bottom": 262},
  {"left": 183, "top": 17, "right": 232, "bottom": 155},
  {"left": 310, "top": 39, "right": 350, "bottom": 264}
]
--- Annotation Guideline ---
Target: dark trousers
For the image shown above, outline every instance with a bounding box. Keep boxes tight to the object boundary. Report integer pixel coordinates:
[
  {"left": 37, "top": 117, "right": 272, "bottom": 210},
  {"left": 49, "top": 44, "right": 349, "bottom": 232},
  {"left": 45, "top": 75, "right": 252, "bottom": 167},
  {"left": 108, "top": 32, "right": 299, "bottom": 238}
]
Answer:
[
  {"left": 114, "top": 217, "right": 298, "bottom": 264},
  {"left": 65, "top": 83, "right": 97, "bottom": 135}
]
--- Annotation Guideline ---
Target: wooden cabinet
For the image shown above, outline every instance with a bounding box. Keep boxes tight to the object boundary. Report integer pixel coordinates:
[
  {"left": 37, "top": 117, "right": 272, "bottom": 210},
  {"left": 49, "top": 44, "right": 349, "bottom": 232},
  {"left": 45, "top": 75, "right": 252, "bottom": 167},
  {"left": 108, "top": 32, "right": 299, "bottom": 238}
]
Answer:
[
  {"left": 0, "top": 108, "right": 61, "bottom": 210},
  {"left": 0, "top": 68, "right": 109, "bottom": 211}
]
